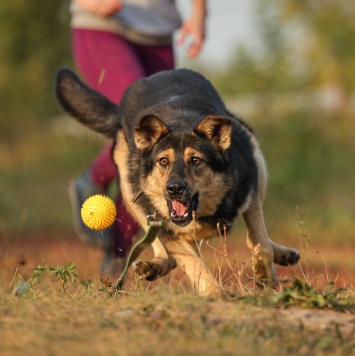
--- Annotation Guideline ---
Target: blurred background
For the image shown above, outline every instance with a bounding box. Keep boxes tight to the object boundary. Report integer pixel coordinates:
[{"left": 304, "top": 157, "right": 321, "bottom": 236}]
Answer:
[{"left": 1, "top": 0, "right": 354, "bottom": 283}]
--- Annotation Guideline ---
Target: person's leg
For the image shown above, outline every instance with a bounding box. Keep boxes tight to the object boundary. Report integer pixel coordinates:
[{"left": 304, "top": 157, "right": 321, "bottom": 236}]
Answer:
[
  {"left": 89, "top": 142, "right": 115, "bottom": 188},
  {"left": 73, "top": 29, "right": 145, "bottom": 103},
  {"left": 136, "top": 43, "right": 175, "bottom": 76},
  {"left": 73, "top": 29, "right": 146, "bottom": 189},
  {"left": 70, "top": 29, "right": 145, "bottom": 275}
]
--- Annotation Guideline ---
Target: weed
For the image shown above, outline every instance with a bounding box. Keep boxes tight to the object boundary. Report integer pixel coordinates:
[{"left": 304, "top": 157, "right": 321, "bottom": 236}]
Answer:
[
  {"left": 79, "top": 279, "right": 95, "bottom": 293},
  {"left": 98, "top": 277, "right": 114, "bottom": 292},
  {"left": 205, "top": 223, "right": 254, "bottom": 296},
  {"left": 31, "top": 260, "right": 78, "bottom": 293},
  {"left": 270, "top": 278, "right": 355, "bottom": 312}
]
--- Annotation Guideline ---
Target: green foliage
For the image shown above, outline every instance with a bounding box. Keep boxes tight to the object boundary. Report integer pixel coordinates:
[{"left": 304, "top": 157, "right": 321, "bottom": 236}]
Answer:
[
  {"left": 0, "top": 135, "right": 105, "bottom": 234},
  {"left": 213, "top": 1, "right": 299, "bottom": 96},
  {"left": 258, "top": 113, "right": 355, "bottom": 242},
  {"left": 0, "top": 1, "right": 73, "bottom": 140},
  {"left": 32, "top": 260, "right": 78, "bottom": 292},
  {"left": 270, "top": 278, "right": 354, "bottom": 312},
  {"left": 214, "top": 0, "right": 355, "bottom": 100},
  {"left": 29, "top": 261, "right": 117, "bottom": 295},
  {"left": 80, "top": 278, "right": 95, "bottom": 293},
  {"left": 280, "top": 0, "right": 355, "bottom": 94},
  {"left": 236, "top": 277, "right": 355, "bottom": 313}
]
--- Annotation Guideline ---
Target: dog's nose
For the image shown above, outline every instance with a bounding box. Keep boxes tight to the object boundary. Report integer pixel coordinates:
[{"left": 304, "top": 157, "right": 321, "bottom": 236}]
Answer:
[{"left": 166, "top": 181, "right": 187, "bottom": 198}]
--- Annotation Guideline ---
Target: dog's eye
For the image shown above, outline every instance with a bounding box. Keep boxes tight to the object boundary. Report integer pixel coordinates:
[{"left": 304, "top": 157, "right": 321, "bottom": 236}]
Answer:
[
  {"left": 191, "top": 157, "right": 203, "bottom": 166},
  {"left": 159, "top": 157, "right": 169, "bottom": 167}
]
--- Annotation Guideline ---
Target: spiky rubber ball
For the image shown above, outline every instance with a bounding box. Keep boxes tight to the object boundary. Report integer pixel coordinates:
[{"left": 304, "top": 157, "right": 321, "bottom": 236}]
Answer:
[{"left": 81, "top": 194, "right": 116, "bottom": 230}]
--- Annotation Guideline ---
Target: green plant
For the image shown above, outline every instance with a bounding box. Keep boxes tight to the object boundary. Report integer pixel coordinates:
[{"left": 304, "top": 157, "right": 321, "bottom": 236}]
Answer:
[
  {"left": 31, "top": 260, "right": 78, "bottom": 293},
  {"left": 270, "top": 278, "right": 355, "bottom": 312},
  {"left": 80, "top": 279, "right": 95, "bottom": 293}
]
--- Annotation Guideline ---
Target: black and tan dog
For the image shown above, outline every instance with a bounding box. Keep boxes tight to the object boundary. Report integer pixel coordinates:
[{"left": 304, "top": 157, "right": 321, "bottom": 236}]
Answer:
[{"left": 56, "top": 68, "right": 300, "bottom": 296}]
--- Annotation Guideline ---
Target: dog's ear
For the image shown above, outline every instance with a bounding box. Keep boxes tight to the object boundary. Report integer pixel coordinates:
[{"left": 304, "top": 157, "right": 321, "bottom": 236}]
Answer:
[
  {"left": 196, "top": 115, "right": 232, "bottom": 151},
  {"left": 134, "top": 115, "right": 169, "bottom": 151},
  {"left": 55, "top": 67, "right": 119, "bottom": 138}
]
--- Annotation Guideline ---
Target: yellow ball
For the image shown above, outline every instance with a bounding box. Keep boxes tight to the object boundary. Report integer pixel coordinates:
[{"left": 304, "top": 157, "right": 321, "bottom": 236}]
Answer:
[{"left": 81, "top": 194, "right": 116, "bottom": 230}]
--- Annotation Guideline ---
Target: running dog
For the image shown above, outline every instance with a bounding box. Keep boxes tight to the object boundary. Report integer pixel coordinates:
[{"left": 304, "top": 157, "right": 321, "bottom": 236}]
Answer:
[{"left": 56, "top": 68, "right": 300, "bottom": 296}]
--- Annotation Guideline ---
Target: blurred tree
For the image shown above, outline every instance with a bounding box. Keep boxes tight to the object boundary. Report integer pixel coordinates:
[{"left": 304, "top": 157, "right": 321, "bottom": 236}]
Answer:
[
  {"left": 0, "top": 0, "right": 73, "bottom": 140},
  {"left": 214, "top": 1, "right": 301, "bottom": 97},
  {"left": 280, "top": 0, "right": 355, "bottom": 110},
  {"left": 215, "top": 0, "right": 355, "bottom": 113}
]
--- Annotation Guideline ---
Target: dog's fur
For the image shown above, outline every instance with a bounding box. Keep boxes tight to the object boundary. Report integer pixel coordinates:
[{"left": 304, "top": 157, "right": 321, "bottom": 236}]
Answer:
[{"left": 56, "top": 68, "right": 300, "bottom": 296}]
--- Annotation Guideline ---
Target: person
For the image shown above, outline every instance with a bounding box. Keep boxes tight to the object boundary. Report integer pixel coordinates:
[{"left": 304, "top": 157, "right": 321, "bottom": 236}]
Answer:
[{"left": 68, "top": 0, "right": 207, "bottom": 277}]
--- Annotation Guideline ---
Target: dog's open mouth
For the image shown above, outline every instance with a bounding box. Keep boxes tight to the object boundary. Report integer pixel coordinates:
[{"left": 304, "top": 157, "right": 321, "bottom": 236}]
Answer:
[{"left": 168, "top": 196, "right": 197, "bottom": 226}]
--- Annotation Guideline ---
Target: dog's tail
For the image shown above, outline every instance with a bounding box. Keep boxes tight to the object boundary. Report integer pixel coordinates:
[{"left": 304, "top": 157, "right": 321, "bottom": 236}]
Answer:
[{"left": 55, "top": 67, "right": 121, "bottom": 138}]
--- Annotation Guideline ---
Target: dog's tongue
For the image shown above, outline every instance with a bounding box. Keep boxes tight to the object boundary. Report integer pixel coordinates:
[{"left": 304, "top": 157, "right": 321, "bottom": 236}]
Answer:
[{"left": 172, "top": 200, "right": 188, "bottom": 216}]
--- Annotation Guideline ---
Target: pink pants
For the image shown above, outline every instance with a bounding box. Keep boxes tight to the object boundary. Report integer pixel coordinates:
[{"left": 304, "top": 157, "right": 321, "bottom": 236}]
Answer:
[{"left": 73, "top": 29, "right": 175, "bottom": 256}]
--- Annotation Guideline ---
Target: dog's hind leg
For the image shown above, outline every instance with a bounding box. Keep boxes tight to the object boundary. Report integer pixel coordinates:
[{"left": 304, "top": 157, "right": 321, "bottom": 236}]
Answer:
[
  {"left": 247, "top": 141, "right": 300, "bottom": 276},
  {"left": 133, "top": 237, "right": 177, "bottom": 281},
  {"left": 244, "top": 196, "right": 300, "bottom": 287},
  {"left": 164, "top": 238, "right": 221, "bottom": 297},
  {"left": 243, "top": 194, "right": 280, "bottom": 287}
]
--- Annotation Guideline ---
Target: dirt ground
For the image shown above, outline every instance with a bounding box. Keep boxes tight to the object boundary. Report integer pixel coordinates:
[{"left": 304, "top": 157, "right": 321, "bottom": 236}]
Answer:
[{"left": 1, "top": 233, "right": 354, "bottom": 341}]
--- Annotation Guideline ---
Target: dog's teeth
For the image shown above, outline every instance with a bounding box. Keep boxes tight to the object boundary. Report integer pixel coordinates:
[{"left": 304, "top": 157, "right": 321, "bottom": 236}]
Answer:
[{"left": 170, "top": 210, "right": 189, "bottom": 219}]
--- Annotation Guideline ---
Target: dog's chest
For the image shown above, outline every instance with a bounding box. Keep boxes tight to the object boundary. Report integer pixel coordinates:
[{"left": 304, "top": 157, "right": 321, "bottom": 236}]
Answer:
[{"left": 166, "top": 219, "right": 218, "bottom": 243}]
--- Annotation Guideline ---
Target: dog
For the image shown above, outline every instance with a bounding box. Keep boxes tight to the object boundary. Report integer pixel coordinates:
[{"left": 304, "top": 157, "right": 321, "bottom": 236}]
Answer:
[{"left": 56, "top": 68, "right": 300, "bottom": 296}]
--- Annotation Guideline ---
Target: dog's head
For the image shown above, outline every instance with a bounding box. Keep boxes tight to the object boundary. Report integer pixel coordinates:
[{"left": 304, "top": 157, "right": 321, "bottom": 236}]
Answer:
[
  {"left": 135, "top": 114, "right": 232, "bottom": 227},
  {"left": 55, "top": 68, "right": 234, "bottom": 229}
]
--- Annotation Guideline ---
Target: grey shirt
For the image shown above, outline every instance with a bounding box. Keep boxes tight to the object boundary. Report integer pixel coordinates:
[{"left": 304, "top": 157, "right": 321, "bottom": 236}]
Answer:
[{"left": 70, "top": 0, "right": 182, "bottom": 45}]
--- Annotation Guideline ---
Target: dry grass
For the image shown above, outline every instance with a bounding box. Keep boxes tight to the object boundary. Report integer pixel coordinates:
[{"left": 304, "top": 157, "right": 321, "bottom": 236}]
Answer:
[
  {"left": 1, "top": 232, "right": 355, "bottom": 355},
  {"left": 1, "top": 290, "right": 354, "bottom": 356}
]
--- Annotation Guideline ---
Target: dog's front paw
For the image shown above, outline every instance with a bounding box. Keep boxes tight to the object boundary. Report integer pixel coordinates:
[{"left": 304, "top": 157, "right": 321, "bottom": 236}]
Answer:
[
  {"left": 277, "top": 248, "right": 300, "bottom": 266},
  {"left": 133, "top": 261, "right": 161, "bottom": 281}
]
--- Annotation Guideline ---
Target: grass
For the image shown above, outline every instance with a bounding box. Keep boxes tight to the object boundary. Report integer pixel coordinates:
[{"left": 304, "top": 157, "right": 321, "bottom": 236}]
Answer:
[
  {"left": 1, "top": 235, "right": 354, "bottom": 356},
  {"left": 1, "top": 291, "right": 354, "bottom": 355}
]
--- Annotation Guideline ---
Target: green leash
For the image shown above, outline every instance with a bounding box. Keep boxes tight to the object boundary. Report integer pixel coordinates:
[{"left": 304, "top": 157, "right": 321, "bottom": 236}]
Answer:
[{"left": 114, "top": 219, "right": 162, "bottom": 290}]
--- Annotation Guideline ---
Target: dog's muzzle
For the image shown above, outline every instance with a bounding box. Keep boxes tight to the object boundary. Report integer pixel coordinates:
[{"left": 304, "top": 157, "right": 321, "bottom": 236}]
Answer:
[{"left": 165, "top": 181, "right": 198, "bottom": 226}]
